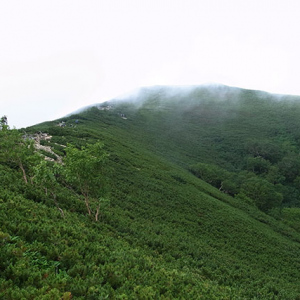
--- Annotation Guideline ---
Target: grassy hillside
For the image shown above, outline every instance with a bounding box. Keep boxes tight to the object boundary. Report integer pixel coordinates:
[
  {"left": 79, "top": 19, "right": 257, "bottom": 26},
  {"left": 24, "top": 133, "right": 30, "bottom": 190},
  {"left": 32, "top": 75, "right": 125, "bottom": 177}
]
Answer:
[
  {"left": 83, "top": 85, "right": 300, "bottom": 208},
  {"left": 2, "top": 85, "right": 300, "bottom": 299}
]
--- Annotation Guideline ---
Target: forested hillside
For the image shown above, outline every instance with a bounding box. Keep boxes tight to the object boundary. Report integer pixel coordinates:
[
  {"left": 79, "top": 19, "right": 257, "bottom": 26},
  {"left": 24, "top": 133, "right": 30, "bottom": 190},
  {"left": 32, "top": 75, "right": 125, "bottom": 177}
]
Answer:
[{"left": 2, "top": 85, "right": 300, "bottom": 299}]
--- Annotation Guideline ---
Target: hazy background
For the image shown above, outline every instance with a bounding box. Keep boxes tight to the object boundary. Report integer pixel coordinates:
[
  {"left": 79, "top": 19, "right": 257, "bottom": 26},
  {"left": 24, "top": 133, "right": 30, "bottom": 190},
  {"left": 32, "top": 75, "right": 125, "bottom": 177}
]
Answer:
[{"left": 1, "top": 0, "right": 299, "bottom": 128}]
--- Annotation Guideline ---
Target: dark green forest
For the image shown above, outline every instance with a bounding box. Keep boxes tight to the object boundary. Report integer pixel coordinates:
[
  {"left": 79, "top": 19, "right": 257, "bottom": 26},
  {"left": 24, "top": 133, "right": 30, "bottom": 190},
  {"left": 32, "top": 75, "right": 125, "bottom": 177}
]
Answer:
[{"left": 2, "top": 85, "right": 300, "bottom": 299}]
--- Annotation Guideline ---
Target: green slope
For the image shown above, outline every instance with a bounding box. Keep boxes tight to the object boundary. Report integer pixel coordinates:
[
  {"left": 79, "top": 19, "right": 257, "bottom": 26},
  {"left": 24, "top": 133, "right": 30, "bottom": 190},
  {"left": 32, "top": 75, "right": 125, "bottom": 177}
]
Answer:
[
  {"left": 81, "top": 85, "right": 300, "bottom": 207},
  {"left": 99, "top": 85, "right": 300, "bottom": 169},
  {"left": 2, "top": 85, "right": 300, "bottom": 299}
]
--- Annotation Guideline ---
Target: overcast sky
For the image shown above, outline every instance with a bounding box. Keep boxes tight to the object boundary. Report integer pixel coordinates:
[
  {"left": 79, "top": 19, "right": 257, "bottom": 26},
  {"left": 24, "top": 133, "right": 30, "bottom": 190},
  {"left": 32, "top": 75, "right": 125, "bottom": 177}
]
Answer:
[{"left": 1, "top": 0, "right": 300, "bottom": 128}]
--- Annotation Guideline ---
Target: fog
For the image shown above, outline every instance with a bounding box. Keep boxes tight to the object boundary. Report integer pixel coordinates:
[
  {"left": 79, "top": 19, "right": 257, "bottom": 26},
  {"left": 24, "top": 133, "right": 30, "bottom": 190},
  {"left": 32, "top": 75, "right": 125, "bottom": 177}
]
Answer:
[{"left": 1, "top": 0, "right": 300, "bottom": 128}]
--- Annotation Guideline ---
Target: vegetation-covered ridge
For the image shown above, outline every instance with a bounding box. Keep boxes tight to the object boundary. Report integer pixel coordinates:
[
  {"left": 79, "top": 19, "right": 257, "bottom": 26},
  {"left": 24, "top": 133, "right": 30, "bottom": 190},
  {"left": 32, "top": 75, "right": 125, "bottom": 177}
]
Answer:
[{"left": 2, "top": 85, "right": 300, "bottom": 299}]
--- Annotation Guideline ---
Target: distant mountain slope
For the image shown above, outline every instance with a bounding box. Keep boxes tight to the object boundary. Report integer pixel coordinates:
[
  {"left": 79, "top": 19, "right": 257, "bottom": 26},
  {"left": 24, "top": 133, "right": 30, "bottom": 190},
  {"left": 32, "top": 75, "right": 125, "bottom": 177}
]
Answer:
[
  {"left": 101, "top": 85, "right": 300, "bottom": 168},
  {"left": 3, "top": 85, "right": 300, "bottom": 298},
  {"left": 79, "top": 85, "right": 300, "bottom": 207}
]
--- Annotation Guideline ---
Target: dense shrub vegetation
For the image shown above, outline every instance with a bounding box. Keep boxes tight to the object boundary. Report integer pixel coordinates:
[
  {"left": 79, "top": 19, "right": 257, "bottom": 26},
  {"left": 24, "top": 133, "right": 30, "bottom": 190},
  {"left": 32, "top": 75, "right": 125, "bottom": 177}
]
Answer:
[{"left": 2, "top": 85, "right": 300, "bottom": 298}]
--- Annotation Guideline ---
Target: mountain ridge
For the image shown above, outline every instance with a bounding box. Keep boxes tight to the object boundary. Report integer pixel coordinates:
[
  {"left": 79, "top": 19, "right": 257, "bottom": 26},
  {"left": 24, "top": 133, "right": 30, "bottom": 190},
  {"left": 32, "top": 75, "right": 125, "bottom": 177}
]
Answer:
[{"left": 66, "top": 84, "right": 296, "bottom": 117}]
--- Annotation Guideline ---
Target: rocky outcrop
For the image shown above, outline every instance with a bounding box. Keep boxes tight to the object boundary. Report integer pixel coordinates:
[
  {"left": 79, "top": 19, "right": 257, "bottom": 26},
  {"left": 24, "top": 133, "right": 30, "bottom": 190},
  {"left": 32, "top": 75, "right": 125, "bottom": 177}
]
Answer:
[{"left": 23, "top": 132, "right": 62, "bottom": 163}]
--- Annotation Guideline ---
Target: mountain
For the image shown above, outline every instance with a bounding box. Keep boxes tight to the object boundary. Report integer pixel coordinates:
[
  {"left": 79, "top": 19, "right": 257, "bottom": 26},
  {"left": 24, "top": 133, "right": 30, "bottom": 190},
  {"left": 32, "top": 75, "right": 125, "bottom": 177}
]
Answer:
[{"left": 2, "top": 85, "right": 300, "bottom": 299}]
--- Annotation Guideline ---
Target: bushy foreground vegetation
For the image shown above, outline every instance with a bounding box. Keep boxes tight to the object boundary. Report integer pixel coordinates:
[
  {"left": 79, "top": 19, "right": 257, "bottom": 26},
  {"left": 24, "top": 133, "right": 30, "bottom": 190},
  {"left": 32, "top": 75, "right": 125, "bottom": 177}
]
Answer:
[{"left": 2, "top": 85, "right": 300, "bottom": 298}]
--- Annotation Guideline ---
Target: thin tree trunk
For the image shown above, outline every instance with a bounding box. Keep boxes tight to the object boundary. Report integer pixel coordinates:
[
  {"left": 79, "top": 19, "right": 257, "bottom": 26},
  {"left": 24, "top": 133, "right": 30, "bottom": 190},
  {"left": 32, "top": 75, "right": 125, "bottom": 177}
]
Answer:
[
  {"left": 95, "top": 205, "right": 100, "bottom": 221},
  {"left": 52, "top": 193, "right": 65, "bottom": 219},
  {"left": 57, "top": 207, "right": 65, "bottom": 218},
  {"left": 19, "top": 161, "right": 28, "bottom": 184},
  {"left": 219, "top": 182, "right": 223, "bottom": 191},
  {"left": 84, "top": 196, "right": 91, "bottom": 215}
]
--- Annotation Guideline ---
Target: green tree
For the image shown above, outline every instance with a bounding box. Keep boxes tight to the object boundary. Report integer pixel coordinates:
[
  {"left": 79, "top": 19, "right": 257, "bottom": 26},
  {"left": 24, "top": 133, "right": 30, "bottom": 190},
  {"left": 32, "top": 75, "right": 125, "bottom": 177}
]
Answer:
[
  {"left": 190, "top": 163, "right": 226, "bottom": 188},
  {"left": 278, "top": 154, "right": 300, "bottom": 182},
  {"left": 245, "top": 140, "right": 282, "bottom": 163},
  {"left": 0, "top": 116, "right": 40, "bottom": 184},
  {"left": 63, "top": 142, "right": 108, "bottom": 220},
  {"left": 264, "top": 165, "right": 285, "bottom": 184},
  {"left": 0, "top": 115, "right": 8, "bottom": 129},
  {"left": 246, "top": 156, "right": 271, "bottom": 174},
  {"left": 33, "top": 160, "right": 65, "bottom": 217},
  {"left": 240, "top": 177, "right": 283, "bottom": 212},
  {"left": 219, "top": 179, "right": 239, "bottom": 196}
]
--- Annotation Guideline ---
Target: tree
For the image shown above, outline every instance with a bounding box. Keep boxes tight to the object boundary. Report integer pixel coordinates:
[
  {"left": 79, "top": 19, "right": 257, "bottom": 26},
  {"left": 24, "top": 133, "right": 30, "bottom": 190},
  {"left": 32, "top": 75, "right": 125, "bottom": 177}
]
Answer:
[
  {"left": 0, "top": 116, "right": 40, "bottom": 184},
  {"left": 33, "top": 160, "right": 65, "bottom": 217},
  {"left": 245, "top": 140, "right": 283, "bottom": 163},
  {"left": 0, "top": 115, "right": 8, "bottom": 129},
  {"left": 278, "top": 154, "right": 300, "bottom": 182},
  {"left": 219, "top": 179, "right": 239, "bottom": 196},
  {"left": 63, "top": 142, "right": 108, "bottom": 220},
  {"left": 264, "top": 166, "right": 285, "bottom": 184},
  {"left": 240, "top": 177, "right": 283, "bottom": 212},
  {"left": 190, "top": 163, "right": 226, "bottom": 188},
  {"left": 246, "top": 156, "right": 271, "bottom": 174}
]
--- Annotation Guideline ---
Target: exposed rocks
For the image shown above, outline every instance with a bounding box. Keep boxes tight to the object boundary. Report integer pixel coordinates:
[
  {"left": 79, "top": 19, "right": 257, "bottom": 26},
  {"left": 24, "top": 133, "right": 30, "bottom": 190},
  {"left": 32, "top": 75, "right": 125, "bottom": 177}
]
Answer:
[
  {"left": 118, "top": 113, "right": 127, "bottom": 119},
  {"left": 58, "top": 121, "right": 66, "bottom": 127},
  {"left": 57, "top": 120, "right": 78, "bottom": 128},
  {"left": 98, "top": 105, "right": 113, "bottom": 111},
  {"left": 35, "top": 142, "right": 62, "bottom": 163},
  {"left": 23, "top": 132, "right": 62, "bottom": 163},
  {"left": 22, "top": 131, "right": 52, "bottom": 142}
]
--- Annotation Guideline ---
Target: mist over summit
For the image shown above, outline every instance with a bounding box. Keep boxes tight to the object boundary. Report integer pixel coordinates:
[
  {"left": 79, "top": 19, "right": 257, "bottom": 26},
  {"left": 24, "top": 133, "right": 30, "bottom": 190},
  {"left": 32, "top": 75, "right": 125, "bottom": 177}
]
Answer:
[{"left": 63, "top": 84, "right": 300, "bottom": 126}]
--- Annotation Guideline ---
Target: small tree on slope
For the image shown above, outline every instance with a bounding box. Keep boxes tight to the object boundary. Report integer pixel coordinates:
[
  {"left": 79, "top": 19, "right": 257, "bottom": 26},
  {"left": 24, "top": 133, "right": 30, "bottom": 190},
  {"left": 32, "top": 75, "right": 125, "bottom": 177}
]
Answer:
[
  {"left": 0, "top": 116, "right": 40, "bottom": 184},
  {"left": 63, "top": 142, "right": 108, "bottom": 221}
]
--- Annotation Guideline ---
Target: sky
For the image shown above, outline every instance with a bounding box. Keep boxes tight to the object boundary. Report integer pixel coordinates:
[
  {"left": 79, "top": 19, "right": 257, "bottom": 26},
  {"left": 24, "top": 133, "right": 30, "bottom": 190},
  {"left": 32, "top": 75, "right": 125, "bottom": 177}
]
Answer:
[{"left": 1, "top": 0, "right": 300, "bottom": 128}]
